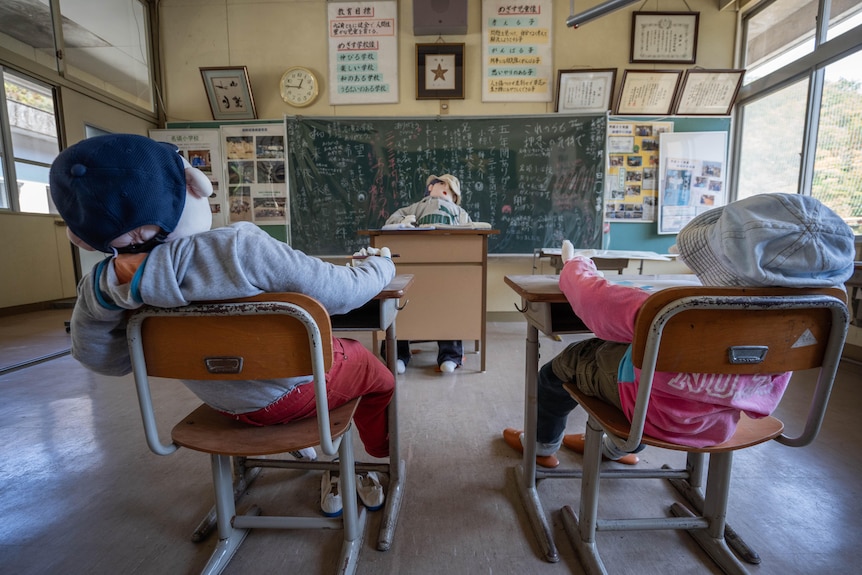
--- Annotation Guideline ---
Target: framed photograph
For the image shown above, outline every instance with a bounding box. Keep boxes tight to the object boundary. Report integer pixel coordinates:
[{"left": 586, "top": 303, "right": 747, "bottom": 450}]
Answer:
[
  {"left": 416, "top": 43, "right": 465, "bottom": 100},
  {"left": 630, "top": 12, "right": 699, "bottom": 64},
  {"left": 200, "top": 66, "right": 257, "bottom": 120},
  {"left": 674, "top": 69, "right": 745, "bottom": 116},
  {"left": 615, "top": 70, "right": 683, "bottom": 116},
  {"left": 555, "top": 68, "right": 617, "bottom": 114}
]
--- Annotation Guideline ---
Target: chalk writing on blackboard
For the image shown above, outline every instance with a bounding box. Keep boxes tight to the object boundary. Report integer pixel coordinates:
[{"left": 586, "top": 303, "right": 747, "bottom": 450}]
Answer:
[{"left": 285, "top": 115, "right": 606, "bottom": 254}]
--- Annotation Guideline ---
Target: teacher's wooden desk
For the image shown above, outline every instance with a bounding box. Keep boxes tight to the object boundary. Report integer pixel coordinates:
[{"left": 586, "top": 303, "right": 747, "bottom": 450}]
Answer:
[
  {"left": 331, "top": 274, "right": 413, "bottom": 551},
  {"left": 362, "top": 229, "right": 499, "bottom": 371},
  {"left": 503, "top": 273, "right": 700, "bottom": 562}
]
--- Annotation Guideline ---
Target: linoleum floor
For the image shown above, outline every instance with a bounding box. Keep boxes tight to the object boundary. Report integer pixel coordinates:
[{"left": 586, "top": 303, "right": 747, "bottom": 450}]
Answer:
[{"left": 1, "top": 308, "right": 861, "bottom": 574}]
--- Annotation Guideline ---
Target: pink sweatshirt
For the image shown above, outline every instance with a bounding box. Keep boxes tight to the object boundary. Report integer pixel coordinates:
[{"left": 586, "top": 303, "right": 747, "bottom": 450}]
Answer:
[{"left": 559, "top": 257, "right": 791, "bottom": 447}]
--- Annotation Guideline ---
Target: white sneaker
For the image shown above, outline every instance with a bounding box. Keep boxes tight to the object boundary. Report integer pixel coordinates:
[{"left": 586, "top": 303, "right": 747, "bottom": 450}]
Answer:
[
  {"left": 356, "top": 471, "right": 385, "bottom": 511},
  {"left": 396, "top": 359, "right": 406, "bottom": 374},
  {"left": 289, "top": 446, "right": 317, "bottom": 461},
  {"left": 320, "top": 471, "right": 343, "bottom": 517},
  {"left": 440, "top": 360, "right": 457, "bottom": 373}
]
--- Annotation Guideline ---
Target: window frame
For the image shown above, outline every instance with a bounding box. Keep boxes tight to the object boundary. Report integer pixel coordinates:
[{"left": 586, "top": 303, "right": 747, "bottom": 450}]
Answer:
[{"left": 731, "top": 0, "right": 862, "bottom": 227}]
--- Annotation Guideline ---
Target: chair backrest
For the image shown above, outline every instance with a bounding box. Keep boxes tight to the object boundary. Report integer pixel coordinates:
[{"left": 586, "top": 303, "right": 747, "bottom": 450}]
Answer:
[
  {"left": 126, "top": 293, "right": 338, "bottom": 456},
  {"left": 619, "top": 286, "right": 850, "bottom": 452},
  {"left": 135, "top": 292, "right": 332, "bottom": 380}
]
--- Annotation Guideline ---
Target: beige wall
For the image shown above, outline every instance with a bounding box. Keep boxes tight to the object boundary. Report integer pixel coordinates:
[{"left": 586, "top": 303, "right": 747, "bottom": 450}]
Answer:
[
  {"left": 159, "top": 1, "right": 738, "bottom": 122},
  {"left": 158, "top": 0, "right": 732, "bottom": 312},
  {"left": 0, "top": 212, "right": 77, "bottom": 308}
]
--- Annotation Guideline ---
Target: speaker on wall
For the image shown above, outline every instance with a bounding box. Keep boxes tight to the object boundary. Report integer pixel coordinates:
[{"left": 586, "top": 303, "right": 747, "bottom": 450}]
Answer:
[{"left": 413, "top": 0, "right": 468, "bottom": 36}]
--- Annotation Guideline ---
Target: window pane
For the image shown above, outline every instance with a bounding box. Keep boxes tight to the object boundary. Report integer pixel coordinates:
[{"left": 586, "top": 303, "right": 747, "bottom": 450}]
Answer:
[
  {"left": 4, "top": 71, "right": 59, "bottom": 214},
  {"left": 16, "top": 161, "right": 52, "bottom": 213},
  {"left": 0, "top": 0, "right": 59, "bottom": 73},
  {"left": 59, "top": 0, "right": 154, "bottom": 111},
  {"left": 811, "top": 50, "right": 862, "bottom": 234},
  {"left": 736, "top": 79, "right": 810, "bottom": 200},
  {"left": 827, "top": 0, "right": 862, "bottom": 41},
  {"left": 744, "top": 0, "right": 818, "bottom": 85}
]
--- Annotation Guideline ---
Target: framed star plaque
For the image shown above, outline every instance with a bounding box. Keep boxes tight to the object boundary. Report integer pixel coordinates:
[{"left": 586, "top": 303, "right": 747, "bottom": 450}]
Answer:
[{"left": 416, "top": 43, "right": 465, "bottom": 100}]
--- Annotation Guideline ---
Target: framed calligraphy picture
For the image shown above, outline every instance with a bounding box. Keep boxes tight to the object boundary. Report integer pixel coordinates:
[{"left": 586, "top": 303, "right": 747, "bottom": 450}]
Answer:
[
  {"left": 615, "top": 69, "right": 682, "bottom": 115},
  {"left": 630, "top": 12, "right": 699, "bottom": 64},
  {"left": 200, "top": 66, "right": 257, "bottom": 120},
  {"left": 555, "top": 68, "right": 617, "bottom": 114},
  {"left": 674, "top": 69, "right": 745, "bottom": 115},
  {"left": 416, "top": 43, "right": 465, "bottom": 100}
]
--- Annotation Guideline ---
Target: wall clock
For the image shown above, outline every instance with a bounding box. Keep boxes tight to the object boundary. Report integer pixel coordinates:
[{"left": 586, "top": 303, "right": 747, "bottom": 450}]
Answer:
[{"left": 279, "top": 66, "right": 319, "bottom": 107}]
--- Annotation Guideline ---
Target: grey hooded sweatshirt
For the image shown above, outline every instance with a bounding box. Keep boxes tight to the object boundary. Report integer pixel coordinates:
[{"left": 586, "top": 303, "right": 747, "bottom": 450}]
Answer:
[{"left": 70, "top": 222, "right": 396, "bottom": 413}]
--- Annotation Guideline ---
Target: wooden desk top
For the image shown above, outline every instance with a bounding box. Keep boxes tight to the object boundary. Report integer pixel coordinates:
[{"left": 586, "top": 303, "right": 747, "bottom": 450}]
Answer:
[
  {"left": 504, "top": 274, "right": 701, "bottom": 302},
  {"left": 376, "top": 274, "right": 414, "bottom": 299}
]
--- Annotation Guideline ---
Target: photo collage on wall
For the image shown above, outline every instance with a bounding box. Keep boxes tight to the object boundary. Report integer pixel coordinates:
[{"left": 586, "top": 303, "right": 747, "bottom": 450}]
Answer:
[
  {"left": 604, "top": 121, "right": 673, "bottom": 223},
  {"left": 222, "top": 123, "right": 288, "bottom": 226}
]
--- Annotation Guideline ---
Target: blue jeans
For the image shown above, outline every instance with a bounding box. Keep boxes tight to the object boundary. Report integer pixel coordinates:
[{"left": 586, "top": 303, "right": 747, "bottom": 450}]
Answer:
[{"left": 381, "top": 340, "right": 463, "bottom": 366}]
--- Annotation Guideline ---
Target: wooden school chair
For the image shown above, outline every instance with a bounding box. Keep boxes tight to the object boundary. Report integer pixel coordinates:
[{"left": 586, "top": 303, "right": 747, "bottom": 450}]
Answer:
[
  {"left": 126, "top": 293, "right": 366, "bottom": 575},
  {"left": 561, "top": 286, "right": 849, "bottom": 575}
]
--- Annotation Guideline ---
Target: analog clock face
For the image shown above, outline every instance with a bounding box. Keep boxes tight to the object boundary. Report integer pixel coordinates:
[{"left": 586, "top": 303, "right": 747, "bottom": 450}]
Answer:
[{"left": 280, "top": 67, "right": 319, "bottom": 107}]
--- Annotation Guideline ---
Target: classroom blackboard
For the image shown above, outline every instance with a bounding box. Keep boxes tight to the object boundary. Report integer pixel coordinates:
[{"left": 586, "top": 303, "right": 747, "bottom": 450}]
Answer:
[{"left": 285, "top": 115, "right": 607, "bottom": 255}]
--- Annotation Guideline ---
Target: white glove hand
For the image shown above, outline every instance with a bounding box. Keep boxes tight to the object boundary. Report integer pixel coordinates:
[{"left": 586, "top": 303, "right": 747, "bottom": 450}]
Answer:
[
  {"left": 561, "top": 240, "right": 597, "bottom": 262},
  {"left": 561, "top": 240, "right": 575, "bottom": 262},
  {"left": 352, "top": 246, "right": 391, "bottom": 259},
  {"left": 400, "top": 215, "right": 416, "bottom": 226}
]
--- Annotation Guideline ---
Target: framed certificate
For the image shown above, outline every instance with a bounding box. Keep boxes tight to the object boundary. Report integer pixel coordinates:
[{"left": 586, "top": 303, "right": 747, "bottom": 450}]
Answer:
[
  {"left": 674, "top": 69, "right": 745, "bottom": 115},
  {"left": 614, "top": 70, "right": 682, "bottom": 116},
  {"left": 630, "top": 12, "right": 699, "bottom": 64},
  {"left": 555, "top": 68, "right": 617, "bottom": 114},
  {"left": 416, "top": 43, "right": 465, "bottom": 100}
]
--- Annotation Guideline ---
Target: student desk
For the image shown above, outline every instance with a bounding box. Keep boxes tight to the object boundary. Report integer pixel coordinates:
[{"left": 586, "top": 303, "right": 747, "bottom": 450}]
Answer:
[
  {"left": 362, "top": 229, "right": 499, "bottom": 371},
  {"left": 330, "top": 274, "right": 413, "bottom": 551},
  {"left": 532, "top": 248, "right": 675, "bottom": 275},
  {"left": 503, "top": 273, "right": 700, "bottom": 562}
]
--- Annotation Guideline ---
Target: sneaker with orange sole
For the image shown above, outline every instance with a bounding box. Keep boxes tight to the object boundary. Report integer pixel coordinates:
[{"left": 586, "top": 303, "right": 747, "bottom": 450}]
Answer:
[
  {"left": 562, "top": 434, "right": 639, "bottom": 465},
  {"left": 502, "top": 428, "right": 559, "bottom": 469}
]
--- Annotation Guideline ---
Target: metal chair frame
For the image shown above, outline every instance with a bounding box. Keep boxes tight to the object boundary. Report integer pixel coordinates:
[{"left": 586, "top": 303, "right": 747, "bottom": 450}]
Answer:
[
  {"left": 561, "top": 286, "right": 850, "bottom": 575},
  {"left": 126, "top": 293, "right": 367, "bottom": 575}
]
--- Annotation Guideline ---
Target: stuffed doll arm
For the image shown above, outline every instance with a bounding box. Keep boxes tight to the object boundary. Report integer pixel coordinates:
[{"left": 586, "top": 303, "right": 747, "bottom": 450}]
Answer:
[
  {"left": 68, "top": 270, "right": 135, "bottom": 376},
  {"left": 561, "top": 239, "right": 597, "bottom": 262}
]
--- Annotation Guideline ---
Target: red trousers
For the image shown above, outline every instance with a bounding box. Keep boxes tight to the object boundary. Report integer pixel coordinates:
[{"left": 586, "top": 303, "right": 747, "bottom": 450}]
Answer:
[{"left": 229, "top": 338, "right": 394, "bottom": 458}]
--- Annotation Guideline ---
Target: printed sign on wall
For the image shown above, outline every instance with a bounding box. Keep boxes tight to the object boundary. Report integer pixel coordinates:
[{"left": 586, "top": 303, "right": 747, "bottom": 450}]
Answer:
[
  {"left": 482, "top": 0, "right": 553, "bottom": 103},
  {"left": 328, "top": 1, "right": 399, "bottom": 105}
]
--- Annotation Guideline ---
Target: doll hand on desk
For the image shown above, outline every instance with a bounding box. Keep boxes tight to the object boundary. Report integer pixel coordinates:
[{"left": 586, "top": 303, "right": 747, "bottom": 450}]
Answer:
[
  {"left": 561, "top": 240, "right": 597, "bottom": 263},
  {"left": 400, "top": 215, "right": 416, "bottom": 226},
  {"left": 353, "top": 247, "right": 392, "bottom": 259}
]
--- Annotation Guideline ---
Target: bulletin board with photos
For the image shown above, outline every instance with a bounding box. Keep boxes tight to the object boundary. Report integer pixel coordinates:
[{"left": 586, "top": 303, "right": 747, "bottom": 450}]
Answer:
[
  {"left": 604, "top": 121, "right": 674, "bottom": 223},
  {"left": 221, "top": 123, "right": 288, "bottom": 230}
]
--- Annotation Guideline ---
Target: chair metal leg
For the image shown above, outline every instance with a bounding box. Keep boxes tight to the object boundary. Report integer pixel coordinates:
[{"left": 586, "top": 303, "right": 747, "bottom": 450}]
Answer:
[
  {"left": 192, "top": 456, "right": 261, "bottom": 543},
  {"left": 337, "top": 427, "right": 366, "bottom": 575},
  {"left": 201, "top": 454, "right": 255, "bottom": 575},
  {"left": 667, "top": 453, "right": 761, "bottom": 565},
  {"left": 670, "top": 451, "right": 751, "bottom": 575}
]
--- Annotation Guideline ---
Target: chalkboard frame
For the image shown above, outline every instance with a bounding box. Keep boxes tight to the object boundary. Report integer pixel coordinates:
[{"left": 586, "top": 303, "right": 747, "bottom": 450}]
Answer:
[{"left": 285, "top": 114, "right": 607, "bottom": 256}]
